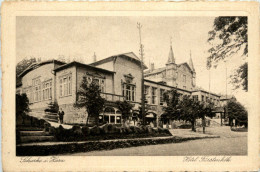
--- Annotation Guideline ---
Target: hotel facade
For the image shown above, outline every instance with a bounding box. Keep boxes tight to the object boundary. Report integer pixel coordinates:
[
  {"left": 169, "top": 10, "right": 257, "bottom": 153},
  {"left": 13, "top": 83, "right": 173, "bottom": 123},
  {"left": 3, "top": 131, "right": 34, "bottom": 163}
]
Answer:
[{"left": 16, "top": 45, "right": 221, "bottom": 126}]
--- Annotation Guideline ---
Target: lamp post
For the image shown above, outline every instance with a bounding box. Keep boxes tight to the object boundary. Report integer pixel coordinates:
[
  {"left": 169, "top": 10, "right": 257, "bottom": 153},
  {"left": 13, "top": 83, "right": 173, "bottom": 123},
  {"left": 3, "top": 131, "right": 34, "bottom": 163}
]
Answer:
[{"left": 137, "top": 22, "right": 146, "bottom": 125}]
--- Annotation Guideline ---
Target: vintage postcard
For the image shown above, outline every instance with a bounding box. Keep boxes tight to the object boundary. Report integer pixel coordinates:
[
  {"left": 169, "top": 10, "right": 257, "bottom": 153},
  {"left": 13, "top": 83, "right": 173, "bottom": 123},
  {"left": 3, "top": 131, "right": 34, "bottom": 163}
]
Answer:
[{"left": 1, "top": 1, "right": 259, "bottom": 171}]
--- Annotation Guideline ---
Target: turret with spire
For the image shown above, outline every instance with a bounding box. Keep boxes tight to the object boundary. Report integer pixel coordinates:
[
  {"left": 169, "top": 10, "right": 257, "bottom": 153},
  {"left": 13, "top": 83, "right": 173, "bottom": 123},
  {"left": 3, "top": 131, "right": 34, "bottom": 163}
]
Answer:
[
  {"left": 93, "top": 52, "right": 97, "bottom": 63},
  {"left": 188, "top": 50, "right": 196, "bottom": 87},
  {"left": 166, "top": 36, "right": 176, "bottom": 65},
  {"left": 165, "top": 36, "right": 178, "bottom": 87},
  {"left": 188, "top": 50, "right": 195, "bottom": 72}
]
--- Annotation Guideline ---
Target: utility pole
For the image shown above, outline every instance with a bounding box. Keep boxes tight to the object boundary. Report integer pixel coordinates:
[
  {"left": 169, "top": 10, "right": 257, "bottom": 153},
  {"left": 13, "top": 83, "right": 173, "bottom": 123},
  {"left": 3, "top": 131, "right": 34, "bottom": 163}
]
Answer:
[
  {"left": 224, "top": 60, "right": 229, "bottom": 126},
  {"left": 209, "top": 67, "right": 211, "bottom": 101},
  {"left": 137, "top": 22, "right": 146, "bottom": 125}
]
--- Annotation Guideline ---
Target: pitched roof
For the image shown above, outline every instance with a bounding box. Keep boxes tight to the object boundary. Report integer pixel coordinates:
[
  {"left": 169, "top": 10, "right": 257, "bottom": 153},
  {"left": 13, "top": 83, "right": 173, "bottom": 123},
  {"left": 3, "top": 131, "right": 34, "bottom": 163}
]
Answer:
[
  {"left": 220, "top": 95, "right": 235, "bottom": 100},
  {"left": 144, "top": 67, "right": 166, "bottom": 76},
  {"left": 192, "top": 89, "right": 221, "bottom": 97},
  {"left": 178, "top": 62, "right": 194, "bottom": 73},
  {"left": 18, "top": 60, "right": 66, "bottom": 78},
  {"left": 145, "top": 62, "right": 193, "bottom": 76},
  {"left": 90, "top": 52, "right": 148, "bottom": 69},
  {"left": 54, "top": 61, "right": 115, "bottom": 74},
  {"left": 144, "top": 79, "right": 191, "bottom": 94}
]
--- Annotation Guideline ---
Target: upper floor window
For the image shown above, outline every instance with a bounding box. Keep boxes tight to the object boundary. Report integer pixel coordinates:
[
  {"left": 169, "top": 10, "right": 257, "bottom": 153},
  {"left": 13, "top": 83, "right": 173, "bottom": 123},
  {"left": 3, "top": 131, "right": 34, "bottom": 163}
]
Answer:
[
  {"left": 201, "top": 95, "right": 205, "bottom": 102},
  {"left": 33, "top": 78, "right": 41, "bottom": 102},
  {"left": 59, "top": 74, "right": 72, "bottom": 97},
  {"left": 192, "top": 95, "right": 198, "bottom": 101},
  {"left": 160, "top": 89, "right": 165, "bottom": 105},
  {"left": 43, "top": 80, "right": 52, "bottom": 100},
  {"left": 87, "top": 76, "right": 105, "bottom": 93},
  {"left": 122, "top": 83, "right": 135, "bottom": 102},
  {"left": 183, "top": 75, "right": 186, "bottom": 83},
  {"left": 151, "top": 87, "right": 157, "bottom": 104},
  {"left": 144, "top": 85, "right": 149, "bottom": 95},
  {"left": 144, "top": 85, "right": 150, "bottom": 104},
  {"left": 183, "top": 86, "right": 186, "bottom": 89}
]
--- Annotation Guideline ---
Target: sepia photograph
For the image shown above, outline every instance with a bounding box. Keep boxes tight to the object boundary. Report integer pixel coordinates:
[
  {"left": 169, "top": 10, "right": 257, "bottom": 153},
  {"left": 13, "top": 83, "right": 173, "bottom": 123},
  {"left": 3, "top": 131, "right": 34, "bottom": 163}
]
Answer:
[
  {"left": 15, "top": 16, "right": 248, "bottom": 156},
  {"left": 1, "top": 2, "right": 259, "bottom": 171}
]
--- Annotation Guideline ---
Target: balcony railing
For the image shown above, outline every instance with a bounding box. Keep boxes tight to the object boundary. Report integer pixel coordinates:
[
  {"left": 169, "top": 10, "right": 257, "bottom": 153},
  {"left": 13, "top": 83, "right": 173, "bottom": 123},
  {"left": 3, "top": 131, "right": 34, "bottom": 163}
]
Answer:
[{"left": 101, "top": 92, "right": 125, "bottom": 102}]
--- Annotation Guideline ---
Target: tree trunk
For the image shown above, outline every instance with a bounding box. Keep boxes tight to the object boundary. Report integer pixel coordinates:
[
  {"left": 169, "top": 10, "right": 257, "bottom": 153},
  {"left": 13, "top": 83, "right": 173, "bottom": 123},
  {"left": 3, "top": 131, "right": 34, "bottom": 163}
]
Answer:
[
  {"left": 191, "top": 120, "right": 196, "bottom": 132},
  {"left": 202, "top": 117, "right": 206, "bottom": 134},
  {"left": 86, "top": 115, "right": 89, "bottom": 125},
  {"left": 96, "top": 116, "right": 99, "bottom": 126}
]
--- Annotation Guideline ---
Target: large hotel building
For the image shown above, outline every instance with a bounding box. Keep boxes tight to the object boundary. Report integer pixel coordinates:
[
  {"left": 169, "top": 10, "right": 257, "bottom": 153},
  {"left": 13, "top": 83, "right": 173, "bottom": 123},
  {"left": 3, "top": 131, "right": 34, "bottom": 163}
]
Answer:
[{"left": 16, "top": 45, "right": 222, "bottom": 127}]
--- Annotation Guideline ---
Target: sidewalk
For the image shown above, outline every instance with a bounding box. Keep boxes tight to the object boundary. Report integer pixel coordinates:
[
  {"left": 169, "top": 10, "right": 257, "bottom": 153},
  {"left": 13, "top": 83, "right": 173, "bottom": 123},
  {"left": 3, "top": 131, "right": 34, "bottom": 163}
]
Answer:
[
  {"left": 48, "top": 121, "right": 74, "bottom": 129},
  {"left": 169, "top": 128, "right": 217, "bottom": 138}
]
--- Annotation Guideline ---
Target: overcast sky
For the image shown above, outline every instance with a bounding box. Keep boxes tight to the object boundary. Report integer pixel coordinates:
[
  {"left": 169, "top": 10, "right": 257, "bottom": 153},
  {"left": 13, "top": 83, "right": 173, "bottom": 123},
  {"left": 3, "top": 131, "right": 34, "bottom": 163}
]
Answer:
[{"left": 16, "top": 16, "right": 248, "bottom": 106}]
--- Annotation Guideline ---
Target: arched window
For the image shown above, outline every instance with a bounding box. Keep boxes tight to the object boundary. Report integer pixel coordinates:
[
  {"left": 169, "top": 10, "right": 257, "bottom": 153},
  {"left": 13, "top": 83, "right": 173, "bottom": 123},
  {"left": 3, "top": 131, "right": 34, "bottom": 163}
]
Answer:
[
  {"left": 104, "top": 107, "right": 115, "bottom": 114},
  {"left": 115, "top": 110, "right": 121, "bottom": 114}
]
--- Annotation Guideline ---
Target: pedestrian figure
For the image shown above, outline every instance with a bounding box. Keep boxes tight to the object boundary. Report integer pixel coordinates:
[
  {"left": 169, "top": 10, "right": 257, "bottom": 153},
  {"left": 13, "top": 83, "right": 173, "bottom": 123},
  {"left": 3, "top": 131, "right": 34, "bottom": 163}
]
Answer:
[{"left": 58, "top": 108, "right": 65, "bottom": 124}]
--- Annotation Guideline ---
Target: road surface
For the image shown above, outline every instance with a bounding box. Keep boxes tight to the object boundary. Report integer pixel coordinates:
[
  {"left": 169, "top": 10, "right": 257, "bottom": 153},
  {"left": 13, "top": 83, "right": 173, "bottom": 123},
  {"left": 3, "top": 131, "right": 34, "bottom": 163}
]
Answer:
[{"left": 71, "top": 126, "right": 247, "bottom": 156}]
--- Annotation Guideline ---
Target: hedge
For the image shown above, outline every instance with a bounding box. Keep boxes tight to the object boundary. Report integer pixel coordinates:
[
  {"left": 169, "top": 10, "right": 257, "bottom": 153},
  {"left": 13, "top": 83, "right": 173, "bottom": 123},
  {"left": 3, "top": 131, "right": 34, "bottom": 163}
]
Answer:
[{"left": 45, "top": 124, "right": 172, "bottom": 142}]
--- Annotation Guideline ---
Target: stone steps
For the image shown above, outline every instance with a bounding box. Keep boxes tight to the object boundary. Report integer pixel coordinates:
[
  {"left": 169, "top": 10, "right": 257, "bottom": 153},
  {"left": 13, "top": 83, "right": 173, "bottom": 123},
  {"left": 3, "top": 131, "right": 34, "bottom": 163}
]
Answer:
[
  {"left": 20, "top": 135, "right": 55, "bottom": 143},
  {"left": 20, "top": 131, "right": 51, "bottom": 136},
  {"left": 19, "top": 129, "right": 56, "bottom": 143}
]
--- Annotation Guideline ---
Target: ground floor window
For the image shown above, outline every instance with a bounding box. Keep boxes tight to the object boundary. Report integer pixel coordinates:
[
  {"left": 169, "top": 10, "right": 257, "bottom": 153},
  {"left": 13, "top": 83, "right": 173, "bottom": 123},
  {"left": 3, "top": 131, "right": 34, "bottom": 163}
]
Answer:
[
  {"left": 102, "top": 107, "right": 122, "bottom": 124},
  {"left": 103, "top": 114, "right": 121, "bottom": 124}
]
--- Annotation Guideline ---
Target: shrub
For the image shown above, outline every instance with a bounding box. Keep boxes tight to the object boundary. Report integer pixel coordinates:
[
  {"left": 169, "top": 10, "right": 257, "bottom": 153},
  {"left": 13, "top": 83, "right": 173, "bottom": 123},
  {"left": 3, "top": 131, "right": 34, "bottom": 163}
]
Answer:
[
  {"left": 147, "top": 127, "right": 153, "bottom": 134},
  {"left": 99, "top": 124, "right": 108, "bottom": 134},
  {"left": 90, "top": 126, "right": 100, "bottom": 135},
  {"left": 43, "top": 122, "right": 51, "bottom": 132},
  {"left": 178, "top": 124, "right": 192, "bottom": 129},
  {"left": 82, "top": 126, "right": 90, "bottom": 136},
  {"left": 49, "top": 126, "right": 56, "bottom": 135},
  {"left": 125, "top": 126, "right": 133, "bottom": 134},
  {"left": 152, "top": 128, "right": 159, "bottom": 133},
  {"left": 106, "top": 124, "right": 117, "bottom": 134},
  {"left": 162, "top": 128, "right": 172, "bottom": 135},
  {"left": 72, "top": 125, "right": 83, "bottom": 137}
]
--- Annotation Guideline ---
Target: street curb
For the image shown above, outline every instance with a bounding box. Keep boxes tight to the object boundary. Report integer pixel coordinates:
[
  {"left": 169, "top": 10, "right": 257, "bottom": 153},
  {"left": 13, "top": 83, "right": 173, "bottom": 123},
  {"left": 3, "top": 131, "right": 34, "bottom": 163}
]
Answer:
[{"left": 16, "top": 135, "right": 220, "bottom": 156}]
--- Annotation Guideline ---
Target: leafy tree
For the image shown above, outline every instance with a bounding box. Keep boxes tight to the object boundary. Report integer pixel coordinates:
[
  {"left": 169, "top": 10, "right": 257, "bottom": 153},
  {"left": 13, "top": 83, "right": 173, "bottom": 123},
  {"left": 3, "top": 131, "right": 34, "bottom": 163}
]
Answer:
[
  {"left": 178, "top": 95, "right": 215, "bottom": 132},
  {"left": 230, "top": 62, "right": 248, "bottom": 91},
  {"left": 16, "top": 57, "right": 37, "bottom": 86},
  {"left": 138, "top": 95, "right": 149, "bottom": 124},
  {"left": 116, "top": 100, "right": 134, "bottom": 123},
  {"left": 74, "top": 76, "right": 105, "bottom": 126},
  {"left": 178, "top": 95, "right": 202, "bottom": 132},
  {"left": 225, "top": 99, "right": 248, "bottom": 127},
  {"left": 163, "top": 89, "right": 181, "bottom": 120},
  {"left": 16, "top": 93, "right": 30, "bottom": 124},
  {"left": 207, "top": 17, "right": 248, "bottom": 91},
  {"left": 45, "top": 101, "right": 59, "bottom": 113},
  {"left": 16, "top": 57, "right": 37, "bottom": 76},
  {"left": 200, "top": 100, "right": 215, "bottom": 133}
]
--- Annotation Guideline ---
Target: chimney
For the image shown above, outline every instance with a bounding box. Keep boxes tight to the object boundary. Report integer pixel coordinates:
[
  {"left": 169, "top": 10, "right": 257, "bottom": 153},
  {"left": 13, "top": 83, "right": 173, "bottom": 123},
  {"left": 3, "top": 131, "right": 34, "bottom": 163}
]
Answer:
[
  {"left": 151, "top": 63, "right": 155, "bottom": 71},
  {"left": 93, "top": 52, "right": 97, "bottom": 63}
]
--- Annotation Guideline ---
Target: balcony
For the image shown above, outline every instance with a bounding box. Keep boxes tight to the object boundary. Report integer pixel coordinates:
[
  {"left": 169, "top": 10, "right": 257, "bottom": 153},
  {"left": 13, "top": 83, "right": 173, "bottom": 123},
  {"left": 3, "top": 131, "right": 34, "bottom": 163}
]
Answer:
[{"left": 101, "top": 92, "right": 125, "bottom": 102}]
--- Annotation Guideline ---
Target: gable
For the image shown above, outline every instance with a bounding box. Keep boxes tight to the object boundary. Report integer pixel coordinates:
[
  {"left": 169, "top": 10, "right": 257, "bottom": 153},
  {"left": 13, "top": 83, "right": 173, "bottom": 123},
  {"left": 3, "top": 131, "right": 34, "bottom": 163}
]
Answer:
[{"left": 178, "top": 63, "right": 193, "bottom": 73}]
